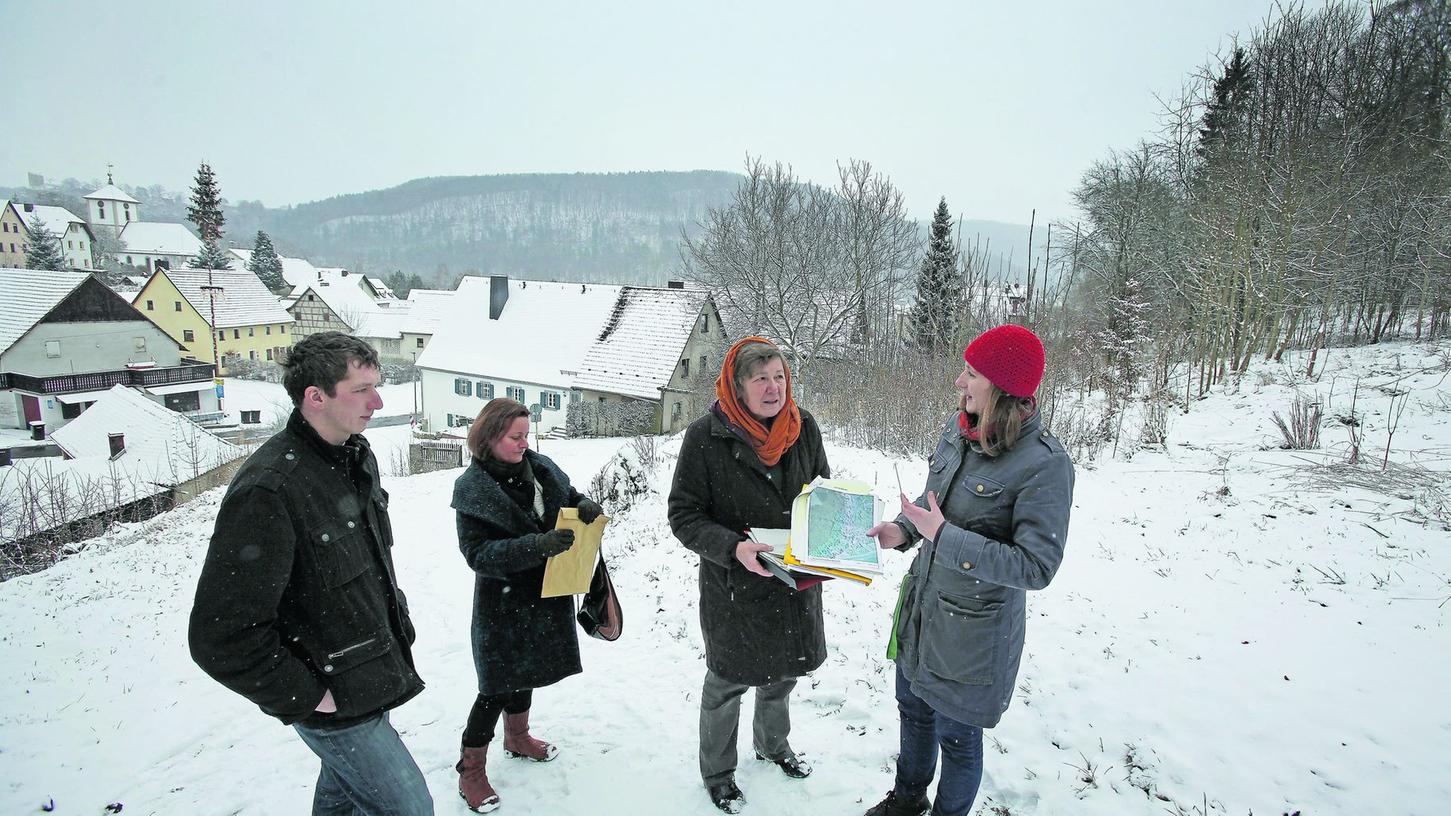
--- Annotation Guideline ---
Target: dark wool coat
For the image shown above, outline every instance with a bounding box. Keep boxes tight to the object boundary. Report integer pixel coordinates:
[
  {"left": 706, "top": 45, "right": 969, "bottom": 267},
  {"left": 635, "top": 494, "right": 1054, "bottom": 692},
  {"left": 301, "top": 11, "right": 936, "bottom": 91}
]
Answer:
[
  {"left": 452, "top": 451, "right": 586, "bottom": 695},
  {"left": 189, "top": 410, "right": 422, "bottom": 728},
  {"left": 667, "top": 409, "right": 831, "bottom": 687},
  {"left": 893, "top": 411, "right": 1074, "bottom": 728}
]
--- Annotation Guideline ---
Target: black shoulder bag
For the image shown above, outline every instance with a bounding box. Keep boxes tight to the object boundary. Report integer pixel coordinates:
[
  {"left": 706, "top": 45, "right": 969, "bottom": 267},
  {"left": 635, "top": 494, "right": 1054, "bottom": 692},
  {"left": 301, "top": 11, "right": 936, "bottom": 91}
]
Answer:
[{"left": 577, "top": 549, "right": 623, "bottom": 642}]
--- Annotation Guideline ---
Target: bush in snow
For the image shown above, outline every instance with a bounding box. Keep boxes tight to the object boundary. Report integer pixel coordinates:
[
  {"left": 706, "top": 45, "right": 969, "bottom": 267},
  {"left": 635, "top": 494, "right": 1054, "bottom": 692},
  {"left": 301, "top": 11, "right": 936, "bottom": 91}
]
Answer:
[{"left": 587, "top": 436, "right": 659, "bottom": 517}]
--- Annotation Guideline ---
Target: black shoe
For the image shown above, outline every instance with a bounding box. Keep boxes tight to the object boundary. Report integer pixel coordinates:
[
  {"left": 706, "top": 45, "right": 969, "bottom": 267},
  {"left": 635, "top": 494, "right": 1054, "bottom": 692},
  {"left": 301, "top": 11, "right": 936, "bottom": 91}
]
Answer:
[
  {"left": 754, "top": 750, "right": 812, "bottom": 779},
  {"left": 863, "top": 789, "right": 930, "bottom": 816},
  {"left": 707, "top": 779, "right": 745, "bottom": 814}
]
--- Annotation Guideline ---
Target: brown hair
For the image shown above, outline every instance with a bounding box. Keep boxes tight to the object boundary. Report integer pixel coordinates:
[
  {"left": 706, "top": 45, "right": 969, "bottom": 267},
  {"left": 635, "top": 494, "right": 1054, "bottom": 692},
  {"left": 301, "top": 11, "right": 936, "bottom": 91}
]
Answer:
[
  {"left": 281, "top": 331, "right": 380, "bottom": 406},
  {"left": 466, "top": 398, "right": 530, "bottom": 460},
  {"left": 963, "top": 385, "right": 1032, "bottom": 457},
  {"left": 730, "top": 340, "right": 786, "bottom": 397}
]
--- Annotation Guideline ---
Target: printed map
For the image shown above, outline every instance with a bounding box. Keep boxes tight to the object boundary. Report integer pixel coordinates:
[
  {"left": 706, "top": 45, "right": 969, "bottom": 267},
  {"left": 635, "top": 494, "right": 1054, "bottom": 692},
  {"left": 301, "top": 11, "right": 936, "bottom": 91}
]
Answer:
[{"left": 804, "top": 486, "right": 880, "bottom": 567}]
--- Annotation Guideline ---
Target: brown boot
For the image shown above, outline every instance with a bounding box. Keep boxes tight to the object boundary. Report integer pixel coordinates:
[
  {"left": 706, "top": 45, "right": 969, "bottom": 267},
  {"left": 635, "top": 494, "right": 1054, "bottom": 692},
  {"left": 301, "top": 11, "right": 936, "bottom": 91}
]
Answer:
[
  {"left": 456, "top": 745, "right": 500, "bottom": 813},
  {"left": 501, "top": 710, "right": 558, "bottom": 762}
]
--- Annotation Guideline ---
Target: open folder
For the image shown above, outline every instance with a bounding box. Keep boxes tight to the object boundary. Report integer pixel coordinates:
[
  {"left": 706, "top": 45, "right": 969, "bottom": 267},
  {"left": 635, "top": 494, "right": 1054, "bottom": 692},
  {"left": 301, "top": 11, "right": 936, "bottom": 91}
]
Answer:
[
  {"left": 541, "top": 507, "right": 610, "bottom": 598},
  {"left": 750, "top": 527, "right": 876, "bottom": 589}
]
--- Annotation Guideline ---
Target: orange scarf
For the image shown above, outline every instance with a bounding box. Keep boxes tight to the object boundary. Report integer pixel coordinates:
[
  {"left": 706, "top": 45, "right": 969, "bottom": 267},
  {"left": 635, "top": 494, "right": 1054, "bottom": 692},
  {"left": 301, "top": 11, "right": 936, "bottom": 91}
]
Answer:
[{"left": 715, "top": 336, "right": 802, "bottom": 467}]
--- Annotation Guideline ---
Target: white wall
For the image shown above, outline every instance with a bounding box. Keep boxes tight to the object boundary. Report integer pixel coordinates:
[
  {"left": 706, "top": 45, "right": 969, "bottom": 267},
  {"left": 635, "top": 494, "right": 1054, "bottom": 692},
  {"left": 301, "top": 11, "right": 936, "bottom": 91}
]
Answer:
[
  {"left": 420, "top": 367, "right": 571, "bottom": 436},
  {"left": 61, "top": 224, "right": 91, "bottom": 269},
  {"left": 0, "top": 320, "right": 182, "bottom": 377}
]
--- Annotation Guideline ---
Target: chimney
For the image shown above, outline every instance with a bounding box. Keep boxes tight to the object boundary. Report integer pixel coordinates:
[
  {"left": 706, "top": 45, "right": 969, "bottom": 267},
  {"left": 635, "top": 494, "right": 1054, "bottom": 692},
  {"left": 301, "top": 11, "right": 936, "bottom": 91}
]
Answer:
[
  {"left": 489, "top": 275, "right": 509, "bottom": 320},
  {"left": 23, "top": 203, "right": 35, "bottom": 212},
  {"left": 108, "top": 433, "right": 126, "bottom": 459},
  {"left": 667, "top": 280, "right": 685, "bottom": 289},
  {"left": 0, "top": 448, "right": 11, "bottom": 467}
]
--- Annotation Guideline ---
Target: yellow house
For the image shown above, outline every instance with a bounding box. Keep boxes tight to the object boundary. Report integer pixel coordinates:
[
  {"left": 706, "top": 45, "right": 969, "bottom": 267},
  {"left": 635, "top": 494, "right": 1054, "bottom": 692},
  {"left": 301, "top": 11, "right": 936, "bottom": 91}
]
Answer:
[{"left": 133, "top": 269, "right": 294, "bottom": 374}]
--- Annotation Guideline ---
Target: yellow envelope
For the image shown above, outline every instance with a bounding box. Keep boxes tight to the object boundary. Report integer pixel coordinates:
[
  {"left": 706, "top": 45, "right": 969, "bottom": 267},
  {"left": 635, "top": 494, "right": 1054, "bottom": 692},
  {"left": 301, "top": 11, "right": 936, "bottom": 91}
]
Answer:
[{"left": 541, "top": 507, "right": 609, "bottom": 598}]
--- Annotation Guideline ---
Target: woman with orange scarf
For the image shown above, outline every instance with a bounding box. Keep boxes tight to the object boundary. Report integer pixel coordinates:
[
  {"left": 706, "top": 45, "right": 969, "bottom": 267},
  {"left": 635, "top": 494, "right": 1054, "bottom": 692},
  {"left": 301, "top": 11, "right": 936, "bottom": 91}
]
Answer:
[{"left": 668, "top": 337, "right": 832, "bottom": 814}]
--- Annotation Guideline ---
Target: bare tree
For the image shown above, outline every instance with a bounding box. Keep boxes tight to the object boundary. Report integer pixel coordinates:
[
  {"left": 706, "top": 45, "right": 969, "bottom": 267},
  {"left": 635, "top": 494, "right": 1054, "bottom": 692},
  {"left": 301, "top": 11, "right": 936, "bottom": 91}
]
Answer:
[{"left": 680, "top": 156, "right": 918, "bottom": 393}]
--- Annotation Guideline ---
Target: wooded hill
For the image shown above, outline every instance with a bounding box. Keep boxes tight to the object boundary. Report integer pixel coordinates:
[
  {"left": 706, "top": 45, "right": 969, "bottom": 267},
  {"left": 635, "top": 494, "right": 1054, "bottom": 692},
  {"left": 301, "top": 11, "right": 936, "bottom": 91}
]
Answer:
[{"left": 3, "top": 171, "right": 1036, "bottom": 287}]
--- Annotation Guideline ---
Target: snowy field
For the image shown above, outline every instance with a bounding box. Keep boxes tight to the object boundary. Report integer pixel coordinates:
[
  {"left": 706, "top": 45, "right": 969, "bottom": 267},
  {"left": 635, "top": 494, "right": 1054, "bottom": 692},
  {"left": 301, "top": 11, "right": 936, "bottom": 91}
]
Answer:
[
  {"left": 218, "top": 378, "right": 418, "bottom": 428},
  {"left": 1, "top": 340, "right": 1448, "bottom": 815}
]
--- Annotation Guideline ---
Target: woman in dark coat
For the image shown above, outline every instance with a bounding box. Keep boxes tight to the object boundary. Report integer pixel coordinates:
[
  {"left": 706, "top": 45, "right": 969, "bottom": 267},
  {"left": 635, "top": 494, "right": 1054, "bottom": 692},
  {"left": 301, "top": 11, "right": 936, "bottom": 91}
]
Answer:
[
  {"left": 864, "top": 325, "right": 1075, "bottom": 816},
  {"left": 451, "top": 398, "right": 603, "bottom": 813},
  {"left": 668, "top": 336, "right": 832, "bottom": 814}
]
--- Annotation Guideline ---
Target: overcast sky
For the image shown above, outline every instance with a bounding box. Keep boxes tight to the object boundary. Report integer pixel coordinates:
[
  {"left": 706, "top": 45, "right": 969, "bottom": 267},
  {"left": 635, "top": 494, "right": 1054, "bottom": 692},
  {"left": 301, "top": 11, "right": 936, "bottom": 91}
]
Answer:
[{"left": 8, "top": 1, "right": 1312, "bottom": 224}]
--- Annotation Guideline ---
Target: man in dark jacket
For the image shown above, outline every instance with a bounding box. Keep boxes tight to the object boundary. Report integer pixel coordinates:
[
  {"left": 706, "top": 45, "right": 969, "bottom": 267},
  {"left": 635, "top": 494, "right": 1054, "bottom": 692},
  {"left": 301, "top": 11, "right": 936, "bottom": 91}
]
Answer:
[{"left": 188, "top": 332, "right": 432, "bottom": 815}]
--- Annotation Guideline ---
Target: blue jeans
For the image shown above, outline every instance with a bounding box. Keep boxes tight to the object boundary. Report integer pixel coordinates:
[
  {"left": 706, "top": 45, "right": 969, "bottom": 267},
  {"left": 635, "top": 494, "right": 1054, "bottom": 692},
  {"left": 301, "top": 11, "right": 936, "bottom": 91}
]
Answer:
[
  {"left": 893, "top": 665, "right": 984, "bottom": 816},
  {"left": 293, "top": 712, "right": 434, "bottom": 816}
]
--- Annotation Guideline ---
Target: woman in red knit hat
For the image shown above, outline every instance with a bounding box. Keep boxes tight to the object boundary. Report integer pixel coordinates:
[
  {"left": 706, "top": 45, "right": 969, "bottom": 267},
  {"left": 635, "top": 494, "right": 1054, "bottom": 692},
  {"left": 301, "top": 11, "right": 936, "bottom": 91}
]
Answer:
[{"left": 862, "top": 325, "right": 1075, "bottom": 816}]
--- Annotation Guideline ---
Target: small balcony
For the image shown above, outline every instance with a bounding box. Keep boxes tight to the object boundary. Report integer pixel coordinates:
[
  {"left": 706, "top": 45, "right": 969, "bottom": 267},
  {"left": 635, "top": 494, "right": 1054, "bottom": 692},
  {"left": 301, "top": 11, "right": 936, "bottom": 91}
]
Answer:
[{"left": 0, "top": 363, "right": 216, "bottom": 396}]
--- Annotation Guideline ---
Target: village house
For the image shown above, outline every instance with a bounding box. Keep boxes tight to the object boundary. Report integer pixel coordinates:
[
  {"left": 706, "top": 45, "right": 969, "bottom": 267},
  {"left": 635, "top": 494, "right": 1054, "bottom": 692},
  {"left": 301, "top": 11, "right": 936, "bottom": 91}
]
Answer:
[
  {"left": 81, "top": 182, "right": 204, "bottom": 273},
  {"left": 228, "top": 247, "right": 320, "bottom": 294},
  {"left": 417, "top": 276, "right": 723, "bottom": 437},
  {"left": 0, "top": 384, "right": 247, "bottom": 560},
  {"left": 417, "top": 276, "right": 623, "bottom": 436},
  {"left": 571, "top": 283, "right": 727, "bottom": 434},
  {"left": 286, "top": 269, "right": 432, "bottom": 365},
  {"left": 117, "top": 221, "right": 204, "bottom": 273},
  {"left": 0, "top": 202, "right": 94, "bottom": 269},
  {"left": 399, "top": 288, "right": 456, "bottom": 363},
  {"left": 131, "top": 268, "right": 293, "bottom": 374},
  {"left": 0, "top": 268, "right": 217, "bottom": 435},
  {"left": 50, "top": 384, "right": 246, "bottom": 501}
]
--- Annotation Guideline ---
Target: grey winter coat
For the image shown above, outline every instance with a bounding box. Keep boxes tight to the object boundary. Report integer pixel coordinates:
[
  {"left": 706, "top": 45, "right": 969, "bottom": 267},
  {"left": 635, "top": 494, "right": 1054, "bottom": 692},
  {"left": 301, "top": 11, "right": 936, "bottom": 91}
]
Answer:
[
  {"left": 452, "top": 451, "right": 587, "bottom": 695},
  {"left": 667, "top": 409, "right": 831, "bottom": 687},
  {"left": 892, "top": 411, "right": 1074, "bottom": 728}
]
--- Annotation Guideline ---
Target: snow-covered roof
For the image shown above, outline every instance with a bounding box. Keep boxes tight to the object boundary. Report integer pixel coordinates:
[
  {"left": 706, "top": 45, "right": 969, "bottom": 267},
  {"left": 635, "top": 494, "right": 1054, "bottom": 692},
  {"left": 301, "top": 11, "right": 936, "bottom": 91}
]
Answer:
[
  {"left": 83, "top": 184, "right": 139, "bottom": 204},
  {"left": 228, "top": 247, "right": 321, "bottom": 286},
  {"left": 401, "top": 289, "right": 456, "bottom": 335},
  {"left": 0, "top": 267, "right": 91, "bottom": 356},
  {"left": 0, "top": 455, "right": 169, "bottom": 542},
  {"left": 571, "top": 287, "right": 710, "bottom": 400},
  {"left": 418, "top": 277, "right": 623, "bottom": 386},
  {"left": 291, "top": 271, "right": 396, "bottom": 337},
  {"left": 7, "top": 203, "right": 88, "bottom": 236},
  {"left": 50, "top": 384, "right": 244, "bottom": 486},
  {"left": 120, "top": 222, "right": 203, "bottom": 257},
  {"left": 161, "top": 268, "right": 293, "bottom": 328}
]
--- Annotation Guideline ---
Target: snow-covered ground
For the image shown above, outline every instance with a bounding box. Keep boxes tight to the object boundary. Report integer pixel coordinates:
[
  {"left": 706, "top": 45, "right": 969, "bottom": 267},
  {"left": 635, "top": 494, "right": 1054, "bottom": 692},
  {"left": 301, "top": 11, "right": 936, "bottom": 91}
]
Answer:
[
  {"left": 2, "top": 340, "right": 1448, "bottom": 815},
  {"left": 219, "top": 378, "right": 419, "bottom": 428}
]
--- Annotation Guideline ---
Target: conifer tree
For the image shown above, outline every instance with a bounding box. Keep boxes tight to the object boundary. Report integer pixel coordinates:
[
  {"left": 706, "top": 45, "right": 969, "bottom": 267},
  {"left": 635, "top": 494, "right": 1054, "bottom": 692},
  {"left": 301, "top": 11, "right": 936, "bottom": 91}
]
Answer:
[
  {"left": 23, "top": 217, "right": 67, "bottom": 271},
  {"left": 187, "top": 162, "right": 226, "bottom": 243},
  {"left": 908, "top": 197, "right": 963, "bottom": 353},
  {"left": 191, "top": 238, "right": 234, "bottom": 270},
  {"left": 247, "top": 230, "right": 285, "bottom": 288},
  {"left": 1197, "top": 47, "right": 1255, "bottom": 160}
]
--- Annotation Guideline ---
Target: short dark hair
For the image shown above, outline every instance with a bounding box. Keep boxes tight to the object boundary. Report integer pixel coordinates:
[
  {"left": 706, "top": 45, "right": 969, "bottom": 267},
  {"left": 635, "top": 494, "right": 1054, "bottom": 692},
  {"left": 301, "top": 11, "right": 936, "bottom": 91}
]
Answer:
[
  {"left": 467, "top": 398, "right": 530, "bottom": 460},
  {"left": 281, "top": 331, "right": 380, "bottom": 406}
]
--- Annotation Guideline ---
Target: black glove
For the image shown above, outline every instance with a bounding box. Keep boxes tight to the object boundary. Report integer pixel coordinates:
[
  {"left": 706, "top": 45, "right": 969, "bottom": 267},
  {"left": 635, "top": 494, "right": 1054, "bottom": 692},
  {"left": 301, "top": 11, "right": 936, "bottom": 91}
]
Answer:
[
  {"left": 535, "top": 528, "right": 575, "bottom": 557},
  {"left": 576, "top": 498, "right": 603, "bottom": 524}
]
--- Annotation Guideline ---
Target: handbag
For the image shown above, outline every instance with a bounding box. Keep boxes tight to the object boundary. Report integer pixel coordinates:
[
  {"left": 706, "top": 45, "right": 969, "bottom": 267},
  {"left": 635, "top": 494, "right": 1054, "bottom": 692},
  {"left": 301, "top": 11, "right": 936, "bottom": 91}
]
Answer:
[{"left": 577, "top": 551, "right": 623, "bottom": 642}]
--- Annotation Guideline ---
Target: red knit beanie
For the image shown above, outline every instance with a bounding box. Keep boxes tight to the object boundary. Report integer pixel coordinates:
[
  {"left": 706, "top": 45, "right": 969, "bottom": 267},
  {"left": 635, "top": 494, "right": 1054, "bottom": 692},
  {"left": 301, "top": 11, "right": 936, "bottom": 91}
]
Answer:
[{"left": 962, "top": 325, "right": 1045, "bottom": 397}]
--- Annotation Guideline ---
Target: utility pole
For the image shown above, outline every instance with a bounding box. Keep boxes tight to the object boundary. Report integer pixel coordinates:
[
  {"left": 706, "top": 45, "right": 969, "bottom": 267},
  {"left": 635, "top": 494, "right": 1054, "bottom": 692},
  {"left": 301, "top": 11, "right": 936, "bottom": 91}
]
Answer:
[
  {"left": 411, "top": 350, "right": 419, "bottom": 416},
  {"left": 201, "top": 269, "right": 225, "bottom": 412}
]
